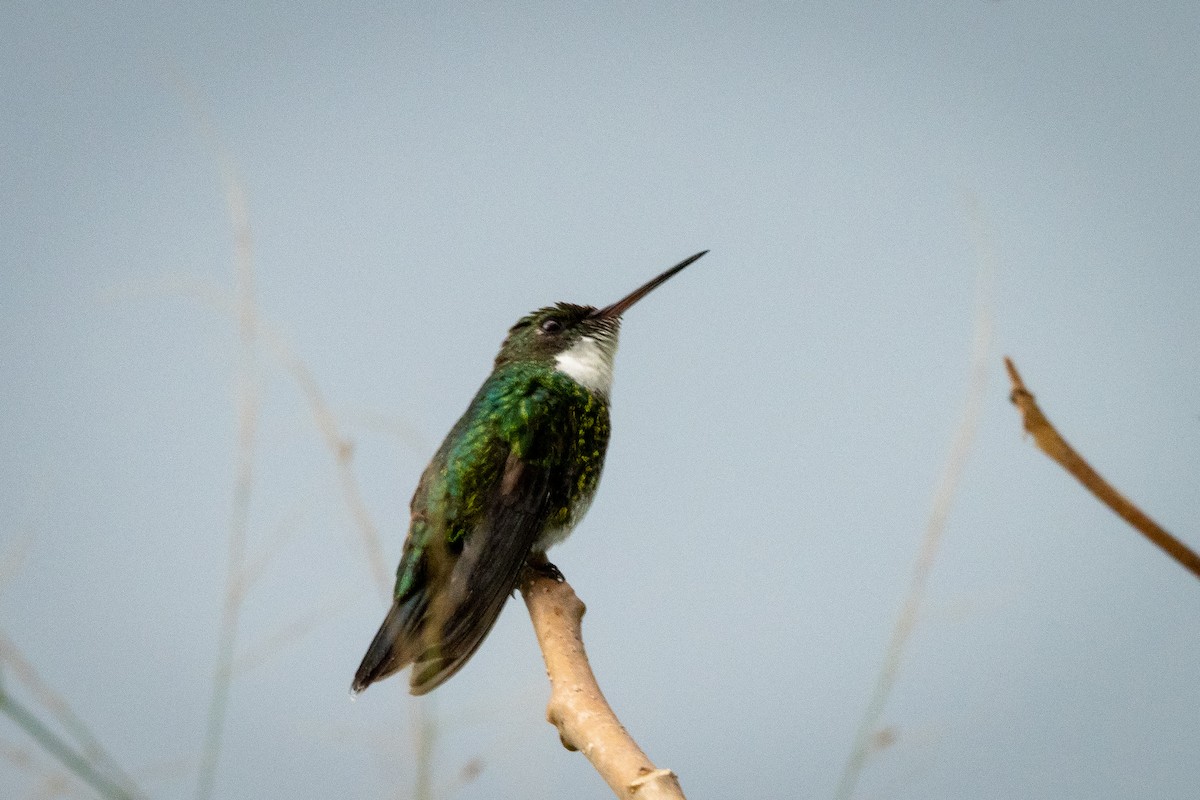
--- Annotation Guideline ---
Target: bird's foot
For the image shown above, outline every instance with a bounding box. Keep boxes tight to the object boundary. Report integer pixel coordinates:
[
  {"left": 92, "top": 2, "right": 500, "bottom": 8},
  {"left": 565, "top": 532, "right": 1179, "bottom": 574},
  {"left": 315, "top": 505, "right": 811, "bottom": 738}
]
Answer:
[{"left": 527, "top": 553, "right": 565, "bottom": 583}]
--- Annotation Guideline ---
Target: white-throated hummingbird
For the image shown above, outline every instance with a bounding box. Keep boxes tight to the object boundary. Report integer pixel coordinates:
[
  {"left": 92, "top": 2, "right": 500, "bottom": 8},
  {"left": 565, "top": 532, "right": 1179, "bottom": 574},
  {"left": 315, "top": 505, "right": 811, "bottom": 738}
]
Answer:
[{"left": 353, "top": 250, "right": 707, "bottom": 694}]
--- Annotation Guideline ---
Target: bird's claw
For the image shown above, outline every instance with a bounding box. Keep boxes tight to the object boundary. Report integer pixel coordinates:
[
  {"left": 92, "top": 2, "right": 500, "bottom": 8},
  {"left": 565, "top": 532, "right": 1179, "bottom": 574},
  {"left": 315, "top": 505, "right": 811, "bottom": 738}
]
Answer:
[{"left": 528, "top": 555, "right": 565, "bottom": 583}]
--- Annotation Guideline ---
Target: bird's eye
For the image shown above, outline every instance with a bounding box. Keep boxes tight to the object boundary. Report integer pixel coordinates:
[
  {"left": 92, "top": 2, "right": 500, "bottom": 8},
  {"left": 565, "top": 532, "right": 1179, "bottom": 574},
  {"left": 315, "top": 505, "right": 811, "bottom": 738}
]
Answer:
[{"left": 540, "top": 318, "right": 563, "bottom": 334}]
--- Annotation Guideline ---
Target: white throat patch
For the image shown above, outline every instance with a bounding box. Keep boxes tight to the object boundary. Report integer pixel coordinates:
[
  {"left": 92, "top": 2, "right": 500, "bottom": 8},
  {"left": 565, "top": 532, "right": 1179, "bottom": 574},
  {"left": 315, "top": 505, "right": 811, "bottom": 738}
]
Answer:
[{"left": 554, "top": 335, "right": 616, "bottom": 395}]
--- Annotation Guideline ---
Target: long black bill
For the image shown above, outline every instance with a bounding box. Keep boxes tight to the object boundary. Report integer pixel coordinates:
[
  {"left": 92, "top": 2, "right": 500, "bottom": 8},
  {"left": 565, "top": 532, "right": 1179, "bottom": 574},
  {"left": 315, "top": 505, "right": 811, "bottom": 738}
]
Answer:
[{"left": 590, "top": 250, "right": 708, "bottom": 320}]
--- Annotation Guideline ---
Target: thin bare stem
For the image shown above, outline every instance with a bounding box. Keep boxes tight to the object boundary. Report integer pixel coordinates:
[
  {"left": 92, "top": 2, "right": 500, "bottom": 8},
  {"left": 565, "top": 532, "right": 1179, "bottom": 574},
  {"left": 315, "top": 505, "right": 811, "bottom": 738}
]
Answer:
[
  {"left": 0, "top": 532, "right": 35, "bottom": 602},
  {"left": 232, "top": 594, "right": 352, "bottom": 676},
  {"left": 238, "top": 505, "right": 307, "bottom": 599},
  {"left": 519, "top": 569, "right": 685, "bottom": 800},
  {"left": 411, "top": 700, "right": 435, "bottom": 800},
  {"left": 835, "top": 200, "right": 995, "bottom": 800},
  {"left": 0, "top": 672, "right": 139, "bottom": 800},
  {"left": 254, "top": 325, "right": 391, "bottom": 600},
  {"left": 0, "top": 633, "right": 145, "bottom": 798},
  {"left": 1004, "top": 358, "right": 1200, "bottom": 580},
  {"left": 180, "top": 85, "right": 262, "bottom": 800},
  {"left": 164, "top": 79, "right": 417, "bottom": 798},
  {"left": 101, "top": 274, "right": 394, "bottom": 599}
]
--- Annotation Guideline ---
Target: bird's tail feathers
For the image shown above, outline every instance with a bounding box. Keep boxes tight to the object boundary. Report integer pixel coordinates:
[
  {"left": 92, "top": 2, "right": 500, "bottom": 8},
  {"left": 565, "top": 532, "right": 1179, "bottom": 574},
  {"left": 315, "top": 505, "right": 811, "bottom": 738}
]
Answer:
[{"left": 351, "top": 594, "right": 424, "bottom": 694}]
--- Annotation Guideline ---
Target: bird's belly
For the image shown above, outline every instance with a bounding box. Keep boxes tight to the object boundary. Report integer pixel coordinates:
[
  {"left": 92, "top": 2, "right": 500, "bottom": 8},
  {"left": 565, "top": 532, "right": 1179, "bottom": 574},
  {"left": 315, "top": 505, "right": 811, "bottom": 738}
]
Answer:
[{"left": 533, "top": 489, "right": 595, "bottom": 552}]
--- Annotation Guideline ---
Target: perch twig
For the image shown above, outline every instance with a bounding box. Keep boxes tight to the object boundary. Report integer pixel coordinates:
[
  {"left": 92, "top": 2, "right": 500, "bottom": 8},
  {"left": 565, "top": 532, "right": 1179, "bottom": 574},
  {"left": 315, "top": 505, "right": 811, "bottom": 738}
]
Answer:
[{"left": 520, "top": 569, "right": 685, "bottom": 800}]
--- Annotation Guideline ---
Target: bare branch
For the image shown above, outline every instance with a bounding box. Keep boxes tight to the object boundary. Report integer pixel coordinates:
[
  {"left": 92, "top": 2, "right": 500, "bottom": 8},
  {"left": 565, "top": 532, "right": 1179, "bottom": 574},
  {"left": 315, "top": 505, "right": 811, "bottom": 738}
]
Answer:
[
  {"left": 519, "top": 570, "right": 685, "bottom": 800},
  {"left": 1004, "top": 357, "right": 1200, "bottom": 580}
]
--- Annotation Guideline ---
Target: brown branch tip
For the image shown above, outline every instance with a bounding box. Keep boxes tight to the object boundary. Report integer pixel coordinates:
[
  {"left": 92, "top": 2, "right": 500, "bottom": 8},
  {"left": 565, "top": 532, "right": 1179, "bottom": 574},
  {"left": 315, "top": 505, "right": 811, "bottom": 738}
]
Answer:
[
  {"left": 1003, "top": 356, "right": 1200, "bottom": 581},
  {"left": 519, "top": 568, "right": 686, "bottom": 800}
]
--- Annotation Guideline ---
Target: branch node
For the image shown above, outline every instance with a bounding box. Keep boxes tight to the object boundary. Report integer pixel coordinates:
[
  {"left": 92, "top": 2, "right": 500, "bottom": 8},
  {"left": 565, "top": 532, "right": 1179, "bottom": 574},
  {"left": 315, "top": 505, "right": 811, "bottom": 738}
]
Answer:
[{"left": 629, "top": 768, "right": 680, "bottom": 795}]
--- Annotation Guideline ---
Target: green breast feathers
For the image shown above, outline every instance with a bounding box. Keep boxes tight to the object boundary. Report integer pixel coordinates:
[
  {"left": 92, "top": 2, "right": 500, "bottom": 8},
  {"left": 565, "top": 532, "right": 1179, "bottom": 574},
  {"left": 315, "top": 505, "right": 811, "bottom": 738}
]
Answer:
[{"left": 426, "top": 363, "right": 610, "bottom": 553}]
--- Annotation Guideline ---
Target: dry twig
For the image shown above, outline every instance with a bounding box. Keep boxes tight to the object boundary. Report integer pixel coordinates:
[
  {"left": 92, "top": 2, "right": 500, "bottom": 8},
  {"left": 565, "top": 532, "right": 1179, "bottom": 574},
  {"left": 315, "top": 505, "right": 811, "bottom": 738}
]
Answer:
[
  {"left": 182, "top": 88, "right": 262, "bottom": 800},
  {"left": 101, "top": 273, "right": 395, "bottom": 600},
  {"left": 834, "top": 198, "right": 995, "bottom": 800},
  {"left": 1004, "top": 357, "right": 1200, "bottom": 580},
  {"left": 253, "top": 323, "right": 392, "bottom": 600},
  {"left": 519, "top": 569, "right": 685, "bottom": 800}
]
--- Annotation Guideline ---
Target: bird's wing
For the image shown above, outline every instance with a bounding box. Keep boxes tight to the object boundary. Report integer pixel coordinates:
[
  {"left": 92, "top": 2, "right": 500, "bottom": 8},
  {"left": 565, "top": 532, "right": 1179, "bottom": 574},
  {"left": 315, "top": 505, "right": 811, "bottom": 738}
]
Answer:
[
  {"left": 353, "top": 376, "right": 566, "bottom": 695},
  {"left": 405, "top": 448, "right": 551, "bottom": 694}
]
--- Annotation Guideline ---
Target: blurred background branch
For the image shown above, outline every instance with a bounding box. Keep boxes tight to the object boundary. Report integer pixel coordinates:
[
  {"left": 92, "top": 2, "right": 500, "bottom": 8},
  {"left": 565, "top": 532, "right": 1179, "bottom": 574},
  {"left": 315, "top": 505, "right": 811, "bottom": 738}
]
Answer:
[
  {"left": 0, "top": 633, "right": 145, "bottom": 800},
  {"left": 835, "top": 203, "right": 995, "bottom": 799}
]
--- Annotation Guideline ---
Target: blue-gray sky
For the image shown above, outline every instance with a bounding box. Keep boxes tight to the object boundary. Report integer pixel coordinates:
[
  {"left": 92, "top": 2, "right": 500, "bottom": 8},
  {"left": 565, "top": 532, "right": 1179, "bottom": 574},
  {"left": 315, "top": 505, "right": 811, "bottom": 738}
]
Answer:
[{"left": 3, "top": 3, "right": 1198, "bottom": 798}]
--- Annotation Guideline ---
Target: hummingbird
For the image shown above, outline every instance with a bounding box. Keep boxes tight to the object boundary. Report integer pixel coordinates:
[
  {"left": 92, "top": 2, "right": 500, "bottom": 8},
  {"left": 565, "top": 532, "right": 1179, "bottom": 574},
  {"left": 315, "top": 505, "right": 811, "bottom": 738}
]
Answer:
[{"left": 352, "top": 250, "right": 707, "bottom": 695}]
